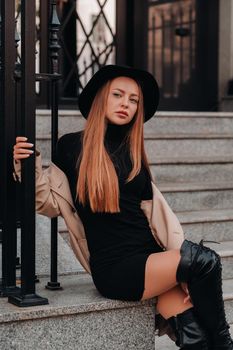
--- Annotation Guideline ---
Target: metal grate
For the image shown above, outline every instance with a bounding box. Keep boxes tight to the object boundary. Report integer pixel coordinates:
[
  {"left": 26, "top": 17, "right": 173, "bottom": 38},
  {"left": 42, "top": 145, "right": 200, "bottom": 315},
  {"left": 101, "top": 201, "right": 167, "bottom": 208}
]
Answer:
[
  {"left": 148, "top": 0, "right": 196, "bottom": 99},
  {"left": 58, "top": 0, "right": 116, "bottom": 102},
  {"left": 13, "top": 0, "right": 116, "bottom": 106}
]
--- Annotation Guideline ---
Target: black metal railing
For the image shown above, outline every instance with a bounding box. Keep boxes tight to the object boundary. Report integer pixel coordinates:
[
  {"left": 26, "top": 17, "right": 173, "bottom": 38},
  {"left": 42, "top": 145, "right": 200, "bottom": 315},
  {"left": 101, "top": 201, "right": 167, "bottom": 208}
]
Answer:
[
  {"left": 0, "top": 0, "right": 19, "bottom": 298},
  {"left": 0, "top": 0, "right": 62, "bottom": 306},
  {"left": 45, "top": 0, "right": 116, "bottom": 106}
]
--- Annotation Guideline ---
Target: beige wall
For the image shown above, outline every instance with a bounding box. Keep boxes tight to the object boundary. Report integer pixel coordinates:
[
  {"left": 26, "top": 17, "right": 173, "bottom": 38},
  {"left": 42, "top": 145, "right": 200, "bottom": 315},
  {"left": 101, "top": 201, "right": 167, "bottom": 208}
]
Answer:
[{"left": 218, "top": 0, "right": 233, "bottom": 100}]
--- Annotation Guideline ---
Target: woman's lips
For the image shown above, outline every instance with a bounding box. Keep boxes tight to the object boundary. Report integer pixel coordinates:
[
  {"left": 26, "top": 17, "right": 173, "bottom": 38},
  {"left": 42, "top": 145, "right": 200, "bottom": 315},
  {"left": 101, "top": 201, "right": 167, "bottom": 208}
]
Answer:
[{"left": 116, "top": 111, "right": 128, "bottom": 118}]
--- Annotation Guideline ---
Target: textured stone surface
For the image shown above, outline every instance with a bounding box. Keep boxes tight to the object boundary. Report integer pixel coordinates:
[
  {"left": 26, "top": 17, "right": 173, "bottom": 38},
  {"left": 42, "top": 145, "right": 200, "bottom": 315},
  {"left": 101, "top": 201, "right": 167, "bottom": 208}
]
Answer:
[
  {"left": 160, "top": 187, "right": 233, "bottom": 212},
  {"left": 36, "top": 110, "right": 233, "bottom": 137},
  {"left": 37, "top": 136, "right": 233, "bottom": 163},
  {"left": 0, "top": 274, "right": 155, "bottom": 322},
  {"left": 183, "top": 220, "right": 233, "bottom": 243},
  {"left": 0, "top": 215, "right": 84, "bottom": 281},
  {"left": 0, "top": 308, "right": 155, "bottom": 350},
  {"left": 35, "top": 215, "right": 84, "bottom": 277},
  {"left": 36, "top": 113, "right": 85, "bottom": 136},
  {"left": 145, "top": 139, "right": 233, "bottom": 160},
  {"left": 145, "top": 115, "right": 233, "bottom": 135},
  {"left": 0, "top": 274, "right": 232, "bottom": 349},
  {"left": 152, "top": 163, "right": 233, "bottom": 183},
  {"left": 0, "top": 274, "right": 156, "bottom": 350}
]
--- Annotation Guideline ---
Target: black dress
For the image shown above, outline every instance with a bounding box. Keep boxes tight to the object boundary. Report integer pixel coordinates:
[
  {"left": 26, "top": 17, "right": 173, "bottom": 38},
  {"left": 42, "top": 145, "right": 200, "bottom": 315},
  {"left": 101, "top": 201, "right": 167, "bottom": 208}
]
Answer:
[{"left": 55, "top": 123, "right": 163, "bottom": 301}]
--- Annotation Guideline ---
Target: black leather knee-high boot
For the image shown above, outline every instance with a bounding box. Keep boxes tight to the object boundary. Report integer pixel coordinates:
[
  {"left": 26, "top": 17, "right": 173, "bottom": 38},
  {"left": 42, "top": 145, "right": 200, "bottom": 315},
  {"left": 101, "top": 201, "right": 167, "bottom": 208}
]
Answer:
[
  {"left": 176, "top": 239, "right": 233, "bottom": 349},
  {"left": 167, "top": 307, "right": 209, "bottom": 349}
]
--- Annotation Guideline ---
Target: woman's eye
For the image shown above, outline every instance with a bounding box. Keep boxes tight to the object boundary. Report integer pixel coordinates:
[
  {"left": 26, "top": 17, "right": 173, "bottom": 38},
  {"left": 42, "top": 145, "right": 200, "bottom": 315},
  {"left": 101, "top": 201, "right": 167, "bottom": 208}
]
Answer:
[
  {"left": 113, "top": 92, "right": 121, "bottom": 97},
  {"left": 130, "top": 99, "right": 139, "bottom": 104}
]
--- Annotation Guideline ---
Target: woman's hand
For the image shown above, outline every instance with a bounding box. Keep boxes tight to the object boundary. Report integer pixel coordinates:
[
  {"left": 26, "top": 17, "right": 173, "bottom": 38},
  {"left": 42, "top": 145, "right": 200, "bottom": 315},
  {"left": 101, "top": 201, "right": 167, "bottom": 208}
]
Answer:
[
  {"left": 13, "top": 136, "right": 34, "bottom": 161},
  {"left": 181, "top": 282, "right": 191, "bottom": 304}
]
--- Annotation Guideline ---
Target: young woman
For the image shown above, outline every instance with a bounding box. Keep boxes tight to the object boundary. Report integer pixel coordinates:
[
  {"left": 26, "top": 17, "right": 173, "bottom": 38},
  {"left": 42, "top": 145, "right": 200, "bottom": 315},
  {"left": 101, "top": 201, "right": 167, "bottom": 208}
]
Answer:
[{"left": 13, "top": 65, "right": 232, "bottom": 349}]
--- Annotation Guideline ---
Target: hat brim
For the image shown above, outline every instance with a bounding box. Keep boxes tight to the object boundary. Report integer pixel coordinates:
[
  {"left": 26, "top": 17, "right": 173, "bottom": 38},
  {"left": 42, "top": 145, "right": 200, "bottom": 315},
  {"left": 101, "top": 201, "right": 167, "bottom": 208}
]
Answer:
[{"left": 78, "top": 65, "right": 159, "bottom": 122}]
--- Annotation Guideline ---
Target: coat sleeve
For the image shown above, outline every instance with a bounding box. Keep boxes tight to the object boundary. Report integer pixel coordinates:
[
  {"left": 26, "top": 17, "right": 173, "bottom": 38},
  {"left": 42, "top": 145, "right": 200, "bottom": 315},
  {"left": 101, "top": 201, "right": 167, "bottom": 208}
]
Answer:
[
  {"left": 35, "top": 154, "right": 61, "bottom": 217},
  {"left": 13, "top": 153, "right": 61, "bottom": 218}
]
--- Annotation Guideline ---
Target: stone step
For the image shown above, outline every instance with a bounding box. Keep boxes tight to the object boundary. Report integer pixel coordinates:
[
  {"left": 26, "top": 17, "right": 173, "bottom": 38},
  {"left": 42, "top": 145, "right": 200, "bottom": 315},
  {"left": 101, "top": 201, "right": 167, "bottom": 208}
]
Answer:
[
  {"left": 36, "top": 110, "right": 233, "bottom": 136},
  {"left": 145, "top": 138, "right": 233, "bottom": 160},
  {"left": 178, "top": 208, "right": 233, "bottom": 243},
  {"left": 158, "top": 182, "right": 233, "bottom": 212},
  {"left": 204, "top": 241, "right": 233, "bottom": 280},
  {"left": 0, "top": 215, "right": 85, "bottom": 279},
  {"left": 151, "top": 155, "right": 233, "bottom": 164},
  {"left": 36, "top": 110, "right": 86, "bottom": 136},
  {"left": 36, "top": 136, "right": 233, "bottom": 164},
  {"left": 58, "top": 215, "right": 233, "bottom": 279},
  {"left": 152, "top": 162, "right": 233, "bottom": 183},
  {"left": 0, "top": 274, "right": 156, "bottom": 350},
  {"left": 145, "top": 111, "right": 233, "bottom": 135},
  {"left": 58, "top": 208, "right": 233, "bottom": 249},
  {"left": 0, "top": 274, "right": 232, "bottom": 349}
]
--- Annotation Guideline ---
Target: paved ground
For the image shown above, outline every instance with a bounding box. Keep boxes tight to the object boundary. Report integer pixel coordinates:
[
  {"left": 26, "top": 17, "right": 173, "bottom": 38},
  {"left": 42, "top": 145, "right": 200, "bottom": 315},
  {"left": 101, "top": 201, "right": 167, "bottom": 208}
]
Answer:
[{"left": 155, "top": 326, "right": 233, "bottom": 349}]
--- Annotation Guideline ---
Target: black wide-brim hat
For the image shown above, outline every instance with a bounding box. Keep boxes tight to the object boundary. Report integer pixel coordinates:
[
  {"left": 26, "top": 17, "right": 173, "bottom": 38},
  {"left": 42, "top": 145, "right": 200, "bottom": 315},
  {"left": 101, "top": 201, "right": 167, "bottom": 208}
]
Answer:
[{"left": 78, "top": 65, "right": 159, "bottom": 122}]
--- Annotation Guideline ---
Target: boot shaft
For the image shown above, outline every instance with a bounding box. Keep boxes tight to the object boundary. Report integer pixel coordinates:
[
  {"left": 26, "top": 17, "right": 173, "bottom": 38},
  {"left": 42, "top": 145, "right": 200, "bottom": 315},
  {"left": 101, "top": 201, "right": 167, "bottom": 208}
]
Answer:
[
  {"left": 177, "top": 239, "right": 233, "bottom": 349},
  {"left": 167, "top": 308, "right": 209, "bottom": 349}
]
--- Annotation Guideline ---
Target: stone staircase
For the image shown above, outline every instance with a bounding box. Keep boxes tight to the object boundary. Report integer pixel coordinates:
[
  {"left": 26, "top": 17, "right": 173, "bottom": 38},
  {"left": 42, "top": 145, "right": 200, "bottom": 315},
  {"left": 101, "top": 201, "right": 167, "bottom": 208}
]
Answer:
[{"left": 0, "top": 111, "right": 232, "bottom": 349}]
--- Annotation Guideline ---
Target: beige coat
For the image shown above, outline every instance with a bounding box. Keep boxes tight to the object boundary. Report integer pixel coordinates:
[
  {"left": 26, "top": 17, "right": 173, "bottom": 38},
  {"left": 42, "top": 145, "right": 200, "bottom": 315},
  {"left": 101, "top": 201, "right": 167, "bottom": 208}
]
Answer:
[{"left": 13, "top": 154, "right": 184, "bottom": 274}]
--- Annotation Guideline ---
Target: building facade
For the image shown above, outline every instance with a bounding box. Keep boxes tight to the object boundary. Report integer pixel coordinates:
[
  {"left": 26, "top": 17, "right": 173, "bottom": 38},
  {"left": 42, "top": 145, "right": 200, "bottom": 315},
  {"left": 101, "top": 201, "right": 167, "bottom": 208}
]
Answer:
[{"left": 31, "top": 0, "right": 233, "bottom": 111}]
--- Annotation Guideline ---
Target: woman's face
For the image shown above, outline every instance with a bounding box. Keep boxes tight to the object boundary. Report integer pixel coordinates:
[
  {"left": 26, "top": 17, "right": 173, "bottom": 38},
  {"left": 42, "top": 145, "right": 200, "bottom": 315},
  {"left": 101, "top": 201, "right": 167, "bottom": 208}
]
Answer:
[{"left": 105, "top": 76, "right": 139, "bottom": 125}]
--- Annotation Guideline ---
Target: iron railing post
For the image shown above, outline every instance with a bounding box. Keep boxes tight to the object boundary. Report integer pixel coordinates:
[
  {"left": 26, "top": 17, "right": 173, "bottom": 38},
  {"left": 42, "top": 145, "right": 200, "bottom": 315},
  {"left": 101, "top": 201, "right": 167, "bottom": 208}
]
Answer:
[
  {"left": 8, "top": 0, "right": 48, "bottom": 307},
  {"left": 46, "top": 0, "right": 62, "bottom": 291},
  {"left": 0, "top": 0, "right": 20, "bottom": 297}
]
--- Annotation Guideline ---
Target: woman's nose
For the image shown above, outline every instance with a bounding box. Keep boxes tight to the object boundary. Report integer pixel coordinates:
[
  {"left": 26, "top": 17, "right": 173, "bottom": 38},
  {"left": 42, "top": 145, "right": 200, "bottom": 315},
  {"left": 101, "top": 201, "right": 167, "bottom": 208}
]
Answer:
[{"left": 121, "top": 96, "right": 129, "bottom": 108}]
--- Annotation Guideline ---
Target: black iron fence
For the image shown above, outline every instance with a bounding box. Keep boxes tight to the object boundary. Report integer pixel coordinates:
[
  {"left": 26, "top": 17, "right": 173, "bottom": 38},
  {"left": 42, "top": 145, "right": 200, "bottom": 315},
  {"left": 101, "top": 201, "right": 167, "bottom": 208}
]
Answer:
[
  {"left": 0, "top": 0, "right": 116, "bottom": 307},
  {"left": 0, "top": 0, "right": 63, "bottom": 306}
]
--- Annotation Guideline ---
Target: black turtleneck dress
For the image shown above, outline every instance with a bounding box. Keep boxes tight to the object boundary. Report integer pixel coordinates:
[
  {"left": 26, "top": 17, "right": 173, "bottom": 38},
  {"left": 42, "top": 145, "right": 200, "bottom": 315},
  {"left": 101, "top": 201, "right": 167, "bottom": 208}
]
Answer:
[{"left": 55, "top": 123, "right": 163, "bottom": 301}]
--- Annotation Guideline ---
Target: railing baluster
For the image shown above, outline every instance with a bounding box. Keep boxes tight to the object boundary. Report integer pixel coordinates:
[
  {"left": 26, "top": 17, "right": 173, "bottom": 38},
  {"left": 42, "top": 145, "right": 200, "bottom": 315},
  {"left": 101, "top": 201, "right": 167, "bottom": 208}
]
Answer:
[
  {"left": 8, "top": 0, "right": 48, "bottom": 307},
  {"left": 46, "top": 0, "right": 62, "bottom": 291},
  {"left": 0, "top": 0, "right": 19, "bottom": 298}
]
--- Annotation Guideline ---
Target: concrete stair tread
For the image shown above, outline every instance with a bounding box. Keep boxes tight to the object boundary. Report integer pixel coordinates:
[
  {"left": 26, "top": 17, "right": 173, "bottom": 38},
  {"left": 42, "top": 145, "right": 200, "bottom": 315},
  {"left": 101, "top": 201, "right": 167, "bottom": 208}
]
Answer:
[
  {"left": 36, "top": 110, "right": 233, "bottom": 118},
  {"left": 205, "top": 241, "right": 233, "bottom": 258},
  {"left": 177, "top": 208, "right": 233, "bottom": 224},
  {"left": 0, "top": 274, "right": 153, "bottom": 324},
  {"left": 144, "top": 133, "right": 233, "bottom": 139},
  {"left": 42, "top": 156, "right": 233, "bottom": 167},
  {"left": 37, "top": 133, "right": 233, "bottom": 140},
  {"left": 0, "top": 274, "right": 231, "bottom": 323},
  {"left": 42, "top": 156, "right": 233, "bottom": 166},
  {"left": 152, "top": 156, "right": 233, "bottom": 164},
  {"left": 222, "top": 278, "right": 233, "bottom": 299},
  {"left": 157, "top": 181, "right": 233, "bottom": 192},
  {"left": 154, "top": 111, "right": 233, "bottom": 118},
  {"left": 58, "top": 208, "right": 233, "bottom": 231}
]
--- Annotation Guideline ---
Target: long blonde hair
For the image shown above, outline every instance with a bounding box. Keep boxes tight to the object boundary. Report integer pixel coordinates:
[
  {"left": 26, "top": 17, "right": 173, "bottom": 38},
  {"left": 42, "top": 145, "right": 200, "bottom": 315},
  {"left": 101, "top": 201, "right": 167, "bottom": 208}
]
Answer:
[{"left": 76, "top": 79, "right": 152, "bottom": 213}]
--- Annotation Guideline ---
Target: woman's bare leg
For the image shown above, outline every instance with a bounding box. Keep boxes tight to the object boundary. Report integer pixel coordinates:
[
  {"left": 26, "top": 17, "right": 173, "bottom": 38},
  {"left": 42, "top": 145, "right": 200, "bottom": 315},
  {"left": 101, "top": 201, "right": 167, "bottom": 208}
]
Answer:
[
  {"left": 140, "top": 249, "right": 210, "bottom": 348},
  {"left": 141, "top": 250, "right": 193, "bottom": 318}
]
